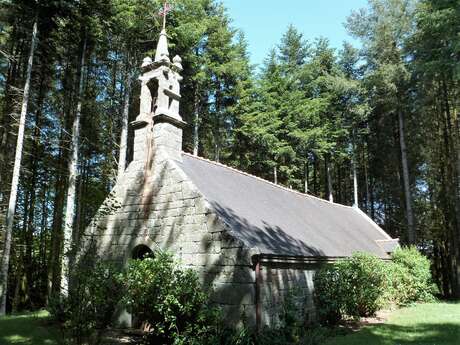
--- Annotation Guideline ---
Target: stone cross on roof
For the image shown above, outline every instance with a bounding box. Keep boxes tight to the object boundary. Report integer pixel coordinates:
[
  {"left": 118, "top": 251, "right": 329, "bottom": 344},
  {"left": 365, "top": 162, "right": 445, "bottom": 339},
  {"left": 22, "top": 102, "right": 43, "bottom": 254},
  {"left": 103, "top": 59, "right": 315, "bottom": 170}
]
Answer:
[
  {"left": 155, "top": 1, "right": 172, "bottom": 63},
  {"left": 159, "top": 1, "right": 172, "bottom": 31}
]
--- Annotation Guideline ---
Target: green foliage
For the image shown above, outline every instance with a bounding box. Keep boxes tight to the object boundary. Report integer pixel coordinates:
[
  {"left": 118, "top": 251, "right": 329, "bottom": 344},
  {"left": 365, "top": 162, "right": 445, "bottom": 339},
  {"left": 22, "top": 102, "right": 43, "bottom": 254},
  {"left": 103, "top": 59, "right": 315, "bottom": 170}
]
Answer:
[
  {"left": 120, "top": 255, "right": 333, "bottom": 345},
  {"left": 195, "top": 326, "right": 256, "bottom": 345},
  {"left": 382, "top": 260, "right": 416, "bottom": 306},
  {"left": 387, "top": 246, "right": 437, "bottom": 304},
  {"left": 48, "top": 259, "right": 122, "bottom": 344},
  {"left": 313, "top": 265, "right": 344, "bottom": 325},
  {"left": 314, "top": 252, "right": 387, "bottom": 324},
  {"left": 234, "top": 27, "right": 369, "bottom": 195},
  {"left": 314, "top": 249, "right": 437, "bottom": 325},
  {"left": 338, "top": 253, "right": 387, "bottom": 317},
  {"left": 197, "top": 288, "right": 336, "bottom": 345},
  {"left": 120, "top": 252, "right": 219, "bottom": 345}
]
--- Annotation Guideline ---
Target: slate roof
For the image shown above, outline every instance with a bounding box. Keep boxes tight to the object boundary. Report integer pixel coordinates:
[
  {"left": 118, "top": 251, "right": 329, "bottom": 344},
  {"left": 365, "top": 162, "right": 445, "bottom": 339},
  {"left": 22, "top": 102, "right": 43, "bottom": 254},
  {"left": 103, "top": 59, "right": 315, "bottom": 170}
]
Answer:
[{"left": 177, "top": 153, "right": 398, "bottom": 259}]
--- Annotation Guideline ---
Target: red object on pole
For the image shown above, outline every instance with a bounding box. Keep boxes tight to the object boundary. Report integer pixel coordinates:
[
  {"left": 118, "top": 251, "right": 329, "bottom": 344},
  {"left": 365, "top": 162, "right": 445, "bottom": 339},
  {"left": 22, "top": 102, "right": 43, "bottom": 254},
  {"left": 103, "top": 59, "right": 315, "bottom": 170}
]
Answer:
[{"left": 159, "top": 1, "right": 172, "bottom": 29}]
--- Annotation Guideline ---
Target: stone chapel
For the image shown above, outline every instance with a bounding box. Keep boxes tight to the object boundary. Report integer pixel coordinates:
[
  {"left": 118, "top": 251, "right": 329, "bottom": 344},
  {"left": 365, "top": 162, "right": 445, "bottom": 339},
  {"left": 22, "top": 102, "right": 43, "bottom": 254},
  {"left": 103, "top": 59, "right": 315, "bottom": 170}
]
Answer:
[{"left": 81, "top": 27, "right": 399, "bottom": 328}]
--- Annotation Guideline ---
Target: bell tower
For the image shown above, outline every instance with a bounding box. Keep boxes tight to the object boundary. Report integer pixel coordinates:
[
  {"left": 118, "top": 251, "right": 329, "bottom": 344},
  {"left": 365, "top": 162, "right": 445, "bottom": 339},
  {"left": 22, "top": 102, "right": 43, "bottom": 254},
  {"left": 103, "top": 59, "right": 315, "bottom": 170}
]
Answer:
[{"left": 131, "top": 23, "right": 185, "bottom": 164}]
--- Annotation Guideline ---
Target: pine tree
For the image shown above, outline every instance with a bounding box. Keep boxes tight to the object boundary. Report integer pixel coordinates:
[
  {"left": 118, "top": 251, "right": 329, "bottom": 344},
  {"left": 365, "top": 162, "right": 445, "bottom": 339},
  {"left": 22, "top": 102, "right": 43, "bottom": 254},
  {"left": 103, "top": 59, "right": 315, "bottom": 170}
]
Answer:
[
  {"left": 346, "top": 0, "right": 417, "bottom": 243},
  {"left": 0, "top": 15, "right": 37, "bottom": 316}
]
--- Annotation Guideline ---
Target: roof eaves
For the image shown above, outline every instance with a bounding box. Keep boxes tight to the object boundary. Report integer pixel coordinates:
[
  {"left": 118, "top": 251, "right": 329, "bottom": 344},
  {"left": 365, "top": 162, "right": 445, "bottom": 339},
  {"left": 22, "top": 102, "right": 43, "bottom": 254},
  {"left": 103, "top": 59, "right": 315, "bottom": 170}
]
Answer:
[{"left": 254, "top": 253, "right": 391, "bottom": 265}]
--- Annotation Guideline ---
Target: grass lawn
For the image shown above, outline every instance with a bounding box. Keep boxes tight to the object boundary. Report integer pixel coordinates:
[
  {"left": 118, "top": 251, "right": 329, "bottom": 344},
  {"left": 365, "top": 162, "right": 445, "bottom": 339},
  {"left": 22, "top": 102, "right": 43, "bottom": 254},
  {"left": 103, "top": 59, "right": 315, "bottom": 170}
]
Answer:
[
  {"left": 0, "top": 310, "right": 62, "bottom": 345},
  {"left": 0, "top": 303, "right": 459, "bottom": 345},
  {"left": 325, "top": 302, "right": 460, "bottom": 345}
]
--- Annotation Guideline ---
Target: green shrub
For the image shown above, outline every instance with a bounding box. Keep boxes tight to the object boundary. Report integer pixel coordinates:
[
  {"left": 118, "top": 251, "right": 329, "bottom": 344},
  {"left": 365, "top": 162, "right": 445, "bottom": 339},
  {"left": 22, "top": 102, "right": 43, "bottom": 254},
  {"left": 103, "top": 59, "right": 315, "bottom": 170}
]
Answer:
[
  {"left": 338, "top": 252, "right": 387, "bottom": 317},
  {"left": 314, "top": 252, "right": 387, "bottom": 324},
  {"left": 48, "top": 293, "right": 71, "bottom": 324},
  {"left": 388, "top": 246, "right": 437, "bottom": 304},
  {"left": 314, "top": 248, "right": 437, "bottom": 326},
  {"left": 195, "top": 326, "right": 256, "bottom": 345},
  {"left": 197, "top": 319, "right": 333, "bottom": 345},
  {"left": 382, "top": 260, "right": 414, "bottom": 306},
  {"left": 313, "top": 265, "right": 343, "bottom": 325},
  {"left": 48, "top": 258, "right": 123, "bottom": 344},
  {"left": 120, "top": 251, "right": 219, "bottom": 345}
]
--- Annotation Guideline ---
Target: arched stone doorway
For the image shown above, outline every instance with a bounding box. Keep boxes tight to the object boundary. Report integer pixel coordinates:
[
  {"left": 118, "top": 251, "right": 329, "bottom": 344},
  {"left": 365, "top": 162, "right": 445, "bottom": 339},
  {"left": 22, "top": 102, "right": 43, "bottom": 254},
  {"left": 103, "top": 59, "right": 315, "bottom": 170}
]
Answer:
[
  {"left": 131, "top": 244, "right": 153, "bottom": 260},
  {"left": 130, "top": 244, "right": 154, "bottom": 331}
]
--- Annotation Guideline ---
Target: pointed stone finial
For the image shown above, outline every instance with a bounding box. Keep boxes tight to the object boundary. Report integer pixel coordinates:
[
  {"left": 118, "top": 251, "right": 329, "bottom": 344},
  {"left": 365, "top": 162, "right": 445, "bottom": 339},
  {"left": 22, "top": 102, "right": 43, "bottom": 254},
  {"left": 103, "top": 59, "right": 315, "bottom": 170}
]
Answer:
[
  {"left": 141, "top": 56, "right": 153, "bottom": 68},
  {"left": 154, "top": 29, "right": 170, "bottom": 63},
  {"left": 173, "top": 55, "right": 182, "bottom": 71}
]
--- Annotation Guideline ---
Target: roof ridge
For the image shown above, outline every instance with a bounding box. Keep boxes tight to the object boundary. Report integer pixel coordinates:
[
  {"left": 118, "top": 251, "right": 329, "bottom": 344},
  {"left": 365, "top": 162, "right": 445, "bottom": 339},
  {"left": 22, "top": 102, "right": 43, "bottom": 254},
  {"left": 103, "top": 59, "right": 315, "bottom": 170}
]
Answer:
[{"left": 181, "top": 152, "right": 353, "bottom": 210}]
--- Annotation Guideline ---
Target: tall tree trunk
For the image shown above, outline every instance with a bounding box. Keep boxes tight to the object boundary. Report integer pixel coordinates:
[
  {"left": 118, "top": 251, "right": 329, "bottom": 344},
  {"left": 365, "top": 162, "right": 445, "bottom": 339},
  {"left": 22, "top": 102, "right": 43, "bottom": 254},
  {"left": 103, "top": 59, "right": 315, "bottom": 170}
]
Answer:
[
  {"left": 193, "top": 89, "right": 200, "bottom": 156},
  {"left": 214, "top": 143, "right": 220, "bottom": 162},
  {"left": 363, "top": 147, "right": 371, "bottom": 213},
  {"left": 74, "top": 167, "right": 83, "bottom": 246},
  {"left": 352, "top": 143, "right": 359, "bottom": 207},
  {"left": 353, "top": 159, "right": 358, "bottom": 207},
  {"left": 0, "top": 18, "right": 38, "bottom": 315},
  {"left": 454, "top": 118, "right": 460, "bottom": 298},
  {"left": 117, "top": 71, "right": 131, "bottom": 181},
  {"left": 0, "top": 34, "right": 22, "bottom": 197},
  {"left": 398, "top": 109, "right": 415, "bottom": 244},
  {"left": 442, "top": 78, "right": 460, "bottom": 297},
  {"left": 39, "top": 183, "right": 48, "bottom": 305},
  {"left": 326, "top": 157, "right": 333, "bottom": 203},
  {"left": 61, "top": 34, "right": 87, "bottom": 295},
  {"left": 313, "top": 155, "right": 318, "bottom": 195},
  {"left": 24, "top": 66, "right": 46, "bottom": 309},
  {"left": 48, "top": 146, "right": 66, "bottom": 298},
  {"left": 304, "top": 159, "right": 309, "bottom": 193},
  {"left": 12, "top": 187, "right": 30, "bottom": 311},
  {"left": 24, "top": 167, "right": 37, "bottom": 309},
  {"left": 337, "top": 164, "right": 342, "bottom": 203}
]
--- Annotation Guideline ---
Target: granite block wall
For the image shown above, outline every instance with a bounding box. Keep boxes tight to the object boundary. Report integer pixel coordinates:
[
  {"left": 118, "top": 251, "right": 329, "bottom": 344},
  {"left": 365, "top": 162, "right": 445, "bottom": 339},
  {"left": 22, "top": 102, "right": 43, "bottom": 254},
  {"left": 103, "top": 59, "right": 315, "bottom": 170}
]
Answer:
[
  {"left": 259, "top": 262, "right": 319, "bottom": 327},
  {"left": 81, "top": 152, "right": 257, "bottom": 326},
  {"left": 81, "top": 139, "right": 321, "bottom": 328}
]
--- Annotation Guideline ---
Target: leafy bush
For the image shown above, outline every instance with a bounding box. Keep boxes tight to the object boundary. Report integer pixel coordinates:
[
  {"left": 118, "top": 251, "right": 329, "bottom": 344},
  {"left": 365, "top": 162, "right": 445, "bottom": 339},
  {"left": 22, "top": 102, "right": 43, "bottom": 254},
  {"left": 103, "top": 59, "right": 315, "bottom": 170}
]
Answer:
[
  {"left": 196, "top": 319, "right": 334, "bottom": 345},
  {"left": 382, "top": 260, "right": 414, "bottom": 305},
  {"left": 120, "top": 251, "right": 219, "bottom": 345},
  {"left": 48, "top": 258, "right": 123, "bottom": 344},
  {"left": 313, "top": 265, "right": 343, "bottom": 325},
  {"left": 314, "top": 248, "right": 437, "bottom": 326},
  {"left": 338, "top": 253, "right": 387, "bottom": 317},
  {"left": 195, "top": 326, "right": 256, "bottom": 345},
  {"left": 195, "top": 286, "right": 332, "bottom": 345},
  {"left": 387, "top": 246, "right": 437, "bottom": 304},
  {"left": 48, "top": 293, "right": 71, "bottom": 324},
  {"left": 314, "top": 252, "right": 387, "bottom": 324}
]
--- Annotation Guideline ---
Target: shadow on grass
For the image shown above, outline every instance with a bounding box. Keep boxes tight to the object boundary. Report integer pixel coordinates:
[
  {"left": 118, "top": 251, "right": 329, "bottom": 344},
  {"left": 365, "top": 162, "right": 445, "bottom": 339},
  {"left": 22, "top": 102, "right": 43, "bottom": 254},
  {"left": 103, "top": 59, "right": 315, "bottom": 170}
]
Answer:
[
  {"left": 326, "top": 322, "right": 460, "bottom": 345},
  {"left": 0, "top": 311, "right": 62, "bottom": 345}
]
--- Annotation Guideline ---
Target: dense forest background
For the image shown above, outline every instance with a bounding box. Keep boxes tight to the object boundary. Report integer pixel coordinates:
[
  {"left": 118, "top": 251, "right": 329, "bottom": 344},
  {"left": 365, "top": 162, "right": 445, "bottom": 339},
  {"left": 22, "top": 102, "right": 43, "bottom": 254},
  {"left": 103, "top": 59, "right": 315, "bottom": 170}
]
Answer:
[{"left": 0, "top": 0, "right": 458, "bottom": 313}]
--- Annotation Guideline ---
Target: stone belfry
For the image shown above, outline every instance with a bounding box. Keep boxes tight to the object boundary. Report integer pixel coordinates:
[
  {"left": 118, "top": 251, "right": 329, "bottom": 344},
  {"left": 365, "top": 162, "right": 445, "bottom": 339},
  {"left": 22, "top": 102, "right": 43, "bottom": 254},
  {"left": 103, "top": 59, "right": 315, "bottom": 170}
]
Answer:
[{"left": 131, "top": 20, "right": 185, "bottom": 165}]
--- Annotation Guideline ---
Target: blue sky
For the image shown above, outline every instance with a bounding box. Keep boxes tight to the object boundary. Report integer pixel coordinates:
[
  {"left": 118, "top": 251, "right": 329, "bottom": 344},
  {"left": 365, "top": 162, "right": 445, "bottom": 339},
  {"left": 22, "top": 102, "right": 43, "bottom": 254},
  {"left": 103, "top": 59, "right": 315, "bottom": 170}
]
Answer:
[{"left": 222, "top": 0, "right": 368, "bottom": 67}]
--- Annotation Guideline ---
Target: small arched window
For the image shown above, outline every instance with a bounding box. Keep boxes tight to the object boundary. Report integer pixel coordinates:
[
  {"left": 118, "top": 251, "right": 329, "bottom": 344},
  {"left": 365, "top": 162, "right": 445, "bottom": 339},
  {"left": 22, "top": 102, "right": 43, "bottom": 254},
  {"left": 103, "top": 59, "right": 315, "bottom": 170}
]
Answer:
[
  {"left": 147, "top": 79, "right": 159, "bottom": 114},
  {"left": 132, "top": 244, "right": 153, "bottom": 260}
]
